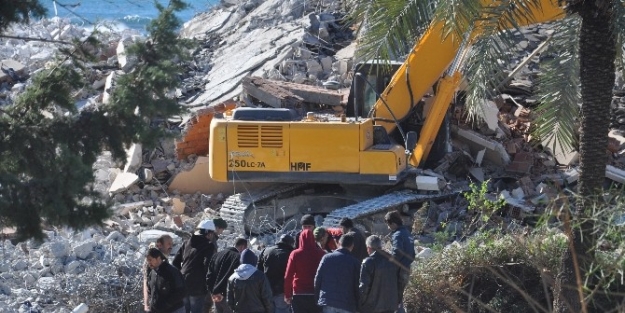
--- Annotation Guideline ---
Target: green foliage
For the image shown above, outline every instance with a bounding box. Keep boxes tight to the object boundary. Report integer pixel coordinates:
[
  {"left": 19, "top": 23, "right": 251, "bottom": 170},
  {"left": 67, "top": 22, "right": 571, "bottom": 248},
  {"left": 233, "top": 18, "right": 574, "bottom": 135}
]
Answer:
[
  {"left": 0, "top": 0, "right": 191, "bottom": 241},
  {"left": 0, "top": 1, "right": 46, "bottom": 33},
  {"left": 405, "top": 228, "right": 567, "bottom": 312},
  {"left": 464, "top": 180, "right": 505, "bottom": 223}
]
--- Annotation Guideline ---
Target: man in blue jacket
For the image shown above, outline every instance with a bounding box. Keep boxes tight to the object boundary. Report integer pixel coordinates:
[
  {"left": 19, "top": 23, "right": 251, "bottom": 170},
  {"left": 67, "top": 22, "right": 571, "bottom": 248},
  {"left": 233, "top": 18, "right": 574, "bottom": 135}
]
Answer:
[
  {"left": 384, "top": 211, "right": 415, "bottom": 313},
  {"left": 314, "top": 233, "right": 360, "bottom": 313}
]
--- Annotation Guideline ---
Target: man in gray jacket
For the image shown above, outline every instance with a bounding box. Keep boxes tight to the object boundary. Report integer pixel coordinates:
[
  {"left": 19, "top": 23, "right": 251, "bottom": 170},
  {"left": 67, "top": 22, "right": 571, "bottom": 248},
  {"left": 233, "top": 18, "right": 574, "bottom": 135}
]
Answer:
[
  {"left": 358, "top": 235, "right": 400, "bottom": 313},
  {"left": 228, "top": 249, "right": 274, "bottom": 313}
]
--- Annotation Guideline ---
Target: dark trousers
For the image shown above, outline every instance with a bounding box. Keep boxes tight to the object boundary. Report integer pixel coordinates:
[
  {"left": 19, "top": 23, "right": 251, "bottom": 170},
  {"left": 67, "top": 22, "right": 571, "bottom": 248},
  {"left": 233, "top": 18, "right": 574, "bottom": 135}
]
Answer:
[{"left": 292, "top": 295, "right": 320, "bottom": 313}]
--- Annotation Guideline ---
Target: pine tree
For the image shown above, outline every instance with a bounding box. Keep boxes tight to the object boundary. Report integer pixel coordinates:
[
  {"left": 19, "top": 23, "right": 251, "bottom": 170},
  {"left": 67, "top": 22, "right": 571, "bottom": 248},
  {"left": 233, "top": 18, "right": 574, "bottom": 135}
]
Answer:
[{"left": 0, "top": 0, "right": 192, "bottom": 241}]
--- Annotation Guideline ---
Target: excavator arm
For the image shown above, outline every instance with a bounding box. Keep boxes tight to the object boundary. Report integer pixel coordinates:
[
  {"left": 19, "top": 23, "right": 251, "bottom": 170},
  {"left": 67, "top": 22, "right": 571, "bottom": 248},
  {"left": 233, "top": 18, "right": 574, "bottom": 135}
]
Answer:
[{"left": 372, "top": 1, "right": 565, "bottom": 167}]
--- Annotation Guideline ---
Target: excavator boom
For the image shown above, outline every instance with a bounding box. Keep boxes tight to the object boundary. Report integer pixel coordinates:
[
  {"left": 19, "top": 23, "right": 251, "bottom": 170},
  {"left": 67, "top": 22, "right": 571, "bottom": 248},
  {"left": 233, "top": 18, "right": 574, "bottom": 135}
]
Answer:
[{"left": 372, "top": 1, "right": 565, "bottom": 166}]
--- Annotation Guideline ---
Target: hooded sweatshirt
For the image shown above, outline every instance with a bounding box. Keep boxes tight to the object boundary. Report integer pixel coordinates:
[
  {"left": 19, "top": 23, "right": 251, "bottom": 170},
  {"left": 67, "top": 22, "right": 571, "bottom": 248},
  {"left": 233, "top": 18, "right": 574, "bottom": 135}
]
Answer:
[
  {"left": 228, "top": 264, "right": 274, "bottom": 313},
  {"left": 283, "top": 229, "right": 325, "bottom": 298}
]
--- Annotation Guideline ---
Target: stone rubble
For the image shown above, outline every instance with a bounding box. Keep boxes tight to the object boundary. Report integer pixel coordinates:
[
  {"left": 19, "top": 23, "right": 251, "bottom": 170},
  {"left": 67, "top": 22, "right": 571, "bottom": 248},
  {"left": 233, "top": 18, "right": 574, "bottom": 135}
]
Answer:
[{"left": 0, "top": 0, "right": 624, "bottom": 311}]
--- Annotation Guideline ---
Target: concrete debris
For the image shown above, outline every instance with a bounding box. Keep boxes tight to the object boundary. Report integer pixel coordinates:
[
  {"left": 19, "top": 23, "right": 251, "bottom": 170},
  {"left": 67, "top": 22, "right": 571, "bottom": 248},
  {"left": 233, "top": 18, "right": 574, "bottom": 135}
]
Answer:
[
  {"left": 452, "top": 126, "right": 511, "bottom": 166},
  {"left": 415, "top": 176, "right": 444, "bottom": 191},
  {"left": 468, "top": 167, "right": 485, "bottom": 182},
  {"left": 108, "top": 172, "right": 139, "bottom": 194},
  {"left": 606, "top": 165, "right": 625, "bottom": 184},
  {"left": 242, "top": 76, "right": 304, "bottom": 108},
  {"left": 506, "top": 152, "right": 533, "bottom": 174}
]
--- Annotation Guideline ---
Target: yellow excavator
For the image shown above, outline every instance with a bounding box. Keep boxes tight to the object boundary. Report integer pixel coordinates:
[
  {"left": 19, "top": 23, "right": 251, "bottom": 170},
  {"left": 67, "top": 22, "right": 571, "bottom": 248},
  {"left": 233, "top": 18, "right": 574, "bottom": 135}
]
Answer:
[{"left": 208, "top": 1, "right": 565, "bottom": 234}]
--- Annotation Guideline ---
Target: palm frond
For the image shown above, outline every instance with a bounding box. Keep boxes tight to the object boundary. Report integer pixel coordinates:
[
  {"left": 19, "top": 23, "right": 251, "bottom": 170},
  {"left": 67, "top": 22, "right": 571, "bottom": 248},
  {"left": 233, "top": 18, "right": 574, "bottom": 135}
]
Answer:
[
  {"left": 533, "top": 17, "right": 581, "bottom": 154},
  {"left": 458, "top": 0, "right": 534, "bottom": 125},
  {"left": 348, "top": 0, "right": 437, "bottom": 63}
]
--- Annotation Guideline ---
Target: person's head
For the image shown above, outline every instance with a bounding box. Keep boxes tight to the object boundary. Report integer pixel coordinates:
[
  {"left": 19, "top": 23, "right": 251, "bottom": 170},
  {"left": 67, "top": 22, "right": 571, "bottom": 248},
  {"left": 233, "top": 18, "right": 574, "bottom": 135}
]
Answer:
[
  {"left": 301, "top": 214, "right": 316, "bottom": 230},
  {"left": 278, "top": 234, "right": 295, "bottom": 248},
  {"left": 384, "top": 211, "right": 403, "bottom": 231},
  {"left": 365, "top": 235, "right": 382, "bottom": 255},
  {"left": 155, "top": 234, "right": 173, "bottom": 256},
  {"left": 339, "top": 217, "right": 354, "bottom": 234},
  {"left": 196, "top": 219, "right": 217, "bottom": 240},
  {"left": 339, "top": 233, "right": 355, "bottom": 251},
  {"left": 313, "top": 227, "right": 328, "bottom": 245},
  {"left": 213, "top": 218, "right": 228, "bottom": 235},
  {"left": 240, "top": 248, "right": 258, "bottom": 265},
  {"left": 234, "top": 238, "right": 248, "bottom": 253},
  {"left": 146, "top": 247, "right": 166, "bottom": 269}
]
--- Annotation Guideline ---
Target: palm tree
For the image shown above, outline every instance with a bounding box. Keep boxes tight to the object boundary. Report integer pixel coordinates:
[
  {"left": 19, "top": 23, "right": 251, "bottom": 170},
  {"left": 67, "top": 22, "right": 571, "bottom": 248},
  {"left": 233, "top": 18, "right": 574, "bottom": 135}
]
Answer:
[{"left": 348, "top": 0, "right": 625, "bottom": 311}]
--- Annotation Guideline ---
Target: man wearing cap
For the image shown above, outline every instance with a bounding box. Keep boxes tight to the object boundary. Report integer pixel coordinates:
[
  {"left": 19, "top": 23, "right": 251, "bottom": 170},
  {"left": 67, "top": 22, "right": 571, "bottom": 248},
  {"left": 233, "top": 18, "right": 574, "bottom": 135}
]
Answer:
[
  {"left": 294, "top": 214, "right": 316, "bottom": 249},
  {"left": 173, "top": 220, "right": 218, "bottom": 313},
  {"left": 257, "top": 235, "right": 295, "bottom": 313},
  {"left": 228, "top": 249, "right": 274, "bottom": 313},
  {"left": 207, "top": 238, "right": 249, "bottom": 313}
]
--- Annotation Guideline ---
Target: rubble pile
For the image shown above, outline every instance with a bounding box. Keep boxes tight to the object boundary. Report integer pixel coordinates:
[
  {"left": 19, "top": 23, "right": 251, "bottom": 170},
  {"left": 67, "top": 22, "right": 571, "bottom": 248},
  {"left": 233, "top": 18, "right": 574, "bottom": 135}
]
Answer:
[{"left": 0, "top": 0, "right": 625, "bottom": 310}]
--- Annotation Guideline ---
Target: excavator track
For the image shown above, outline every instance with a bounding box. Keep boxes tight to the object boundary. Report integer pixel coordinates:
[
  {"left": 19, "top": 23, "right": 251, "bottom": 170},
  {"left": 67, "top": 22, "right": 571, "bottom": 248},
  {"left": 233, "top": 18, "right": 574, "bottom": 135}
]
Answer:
[
  {"left": 220, "top": 184, "right": 308, "bottom": 234},
  {"left": 322, "top": 188, "right": 464, "bottom": 227}
]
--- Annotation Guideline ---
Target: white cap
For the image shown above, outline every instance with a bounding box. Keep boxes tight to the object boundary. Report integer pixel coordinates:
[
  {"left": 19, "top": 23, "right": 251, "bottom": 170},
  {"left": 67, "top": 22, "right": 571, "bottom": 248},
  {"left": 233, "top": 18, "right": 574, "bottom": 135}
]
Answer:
[{"left": 196, "top": 219, "right": 216, "bottom": 231}]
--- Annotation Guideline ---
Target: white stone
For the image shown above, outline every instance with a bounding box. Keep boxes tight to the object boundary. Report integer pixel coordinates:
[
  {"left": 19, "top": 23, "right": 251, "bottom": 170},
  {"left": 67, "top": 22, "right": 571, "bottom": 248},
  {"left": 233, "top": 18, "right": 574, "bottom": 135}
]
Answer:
[
  {"left": 73, "top": 240, "right": 96, "bottom": 260},
  {"left": 105, "top": 231, "right": 125, "bottom": 242},
  {"left": 37, "top": 277, "right": 56, "bottom": 290},
  {"left": 109, "top": 172, "right": 139, "bottom": 194},
  {"left": 137, "top": 230, "right": 180, "bottom": 244},
  {"left": 320, "top": 56, "right": 333, "bottom": 73},
  {"left": 48, "top": 241, "right": 69, "bottom": 258},
  {"left": 415, "top": 176, "right": 441, "bottom": 191},
  {"left": 65, "top": 261, "right": 84, "bottom": 275},
  {"left": 416, "top": 247, "right": 434, "bottom": 260},
  {"left": 306, "top": 59, "right": 322, "bottom": 76},
  {"left": 116, "top": 39, "right": 137, "bottom": 72},
  {"left": 72, "top": 303, "right": 89, "bottom": 313},
  {"left": 23, "top": 273, "right": 36, "bottom": 286},
  {"left": 469, "top": 167, "right": 485, "bottom": 182},
  {"left": 481, "top": 100, "right": 499, "bottom": 132},
  {"left": 475, "top": 149, "right": 486, "bottom": 167},
  {"left": 12, "top": 259, "right": 28, "bottom": 271}
]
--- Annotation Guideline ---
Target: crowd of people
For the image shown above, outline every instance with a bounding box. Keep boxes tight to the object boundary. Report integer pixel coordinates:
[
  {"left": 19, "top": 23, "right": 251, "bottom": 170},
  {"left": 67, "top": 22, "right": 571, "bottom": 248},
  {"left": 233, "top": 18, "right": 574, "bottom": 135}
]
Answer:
[{"left": 142, "top": 212, "right": 416, "bottom": 313}]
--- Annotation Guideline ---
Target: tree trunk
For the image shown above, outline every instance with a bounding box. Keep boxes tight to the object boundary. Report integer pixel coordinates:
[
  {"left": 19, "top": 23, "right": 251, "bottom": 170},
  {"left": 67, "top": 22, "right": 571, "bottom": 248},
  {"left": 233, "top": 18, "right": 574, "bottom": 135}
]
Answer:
[{"left": 553, "top": 3, "right": 615, "bottom": 313}]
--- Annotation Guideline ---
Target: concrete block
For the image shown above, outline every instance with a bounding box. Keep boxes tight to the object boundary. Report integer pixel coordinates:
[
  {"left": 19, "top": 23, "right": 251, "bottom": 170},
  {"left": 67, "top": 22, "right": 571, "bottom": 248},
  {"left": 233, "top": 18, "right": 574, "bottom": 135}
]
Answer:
[
  {"left": 416, "top": 176, "right": 441, "bottom": 191},
  {"left": 606, "top": 165, "right": 625, "bottom": 184},
  {"left": 511, "top": 187, "right": 525, "bottom": 200},
  {"left": 564, "top": 168, "right": 579, "bottom": 184},
  {"left": 452, "top": 126, "right": 510, "bottom": 166},
  {"left": 481, "top": 100, "right": 499, "bottom": 131}
]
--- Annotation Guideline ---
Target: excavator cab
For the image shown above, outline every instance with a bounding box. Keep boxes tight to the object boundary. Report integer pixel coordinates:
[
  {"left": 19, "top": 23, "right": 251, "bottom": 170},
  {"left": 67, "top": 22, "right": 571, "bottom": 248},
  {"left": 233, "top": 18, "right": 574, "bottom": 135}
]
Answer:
[{"left": 346, "top": 61, "right": 403, "bottom": 118}]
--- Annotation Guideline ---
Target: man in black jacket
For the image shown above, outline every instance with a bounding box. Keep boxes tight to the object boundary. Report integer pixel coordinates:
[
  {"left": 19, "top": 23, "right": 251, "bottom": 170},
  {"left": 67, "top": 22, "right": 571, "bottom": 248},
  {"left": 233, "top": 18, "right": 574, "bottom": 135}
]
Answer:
[
  {"left": 339, "top": 218, "right": 368, "bottom": 261},
  {"left": 173, "top": 220, "right": 217, "bottom": 313},
  {"left": 358, "top": 235, "right": 400, "bottom": 313},
  {"left": 257, "top": 234, "right": 294, "bottom": 313},
  {"left": 147, "top": 248, "right": 186, "bottom": 313},
  {"left": 228, "top": 249, "right": 274, "bottom": 313},
  {"left": 207, "top": 238, "right": 248, "bottom": 313}
]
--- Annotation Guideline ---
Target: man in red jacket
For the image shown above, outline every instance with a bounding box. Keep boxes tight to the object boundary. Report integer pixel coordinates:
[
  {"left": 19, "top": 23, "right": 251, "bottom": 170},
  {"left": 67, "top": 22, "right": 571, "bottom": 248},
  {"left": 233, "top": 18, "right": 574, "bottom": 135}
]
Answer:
[{"left": 284, "top": 229, "right": 325, "bottom": 313}]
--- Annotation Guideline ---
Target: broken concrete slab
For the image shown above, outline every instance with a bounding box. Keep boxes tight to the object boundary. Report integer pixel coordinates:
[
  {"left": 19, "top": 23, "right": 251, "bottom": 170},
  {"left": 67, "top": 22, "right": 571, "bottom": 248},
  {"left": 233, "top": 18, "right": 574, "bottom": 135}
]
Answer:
[
  {"left": 109, "top": 173, "right": 139, "bottom": 194},
  {"left": 451, "top": 126, "right": 511, "bottom": 166},
  {"left": 123, "top": 143, "right": 142, "bottom": 173},
  {"left": 0, "top": 59, "right": 26, "bottom": 83},
  {"left": 475, "top": 149, "right": 486, "bottom": 167},
  {"left": 469, "top": 167, "right": 485, "bottom": 182},
  {"left": 241, "top": 76, "right": 304, "bottom": 108},
  {"left": 542, "top": 139, "right": 579, "bottom": 166},
  {"left": 269, "top": 79, "right": 347, "bottom": 106}
]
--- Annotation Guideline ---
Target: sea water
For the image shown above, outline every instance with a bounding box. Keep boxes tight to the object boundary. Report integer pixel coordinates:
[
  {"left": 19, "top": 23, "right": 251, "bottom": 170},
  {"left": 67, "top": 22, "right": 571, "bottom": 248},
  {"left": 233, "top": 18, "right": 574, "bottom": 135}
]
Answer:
[{"left": 42, "top": 0, "right": 218, "bottom": 33}]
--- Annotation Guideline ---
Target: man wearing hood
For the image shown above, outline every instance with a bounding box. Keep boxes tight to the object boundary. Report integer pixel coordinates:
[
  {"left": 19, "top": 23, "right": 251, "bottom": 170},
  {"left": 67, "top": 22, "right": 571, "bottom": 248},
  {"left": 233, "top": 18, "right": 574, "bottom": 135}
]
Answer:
[
  {"left": 227, "top": 249, "right": 274, "bottom": 313},
  {"left": 284, "top": 229, "right": 325, "bottom": 313},
  {"left": 173, "top": 220, "right": 217, "bottom": 313}
]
